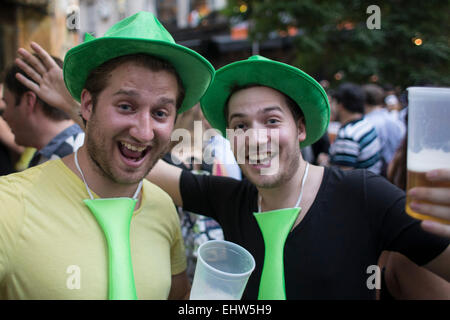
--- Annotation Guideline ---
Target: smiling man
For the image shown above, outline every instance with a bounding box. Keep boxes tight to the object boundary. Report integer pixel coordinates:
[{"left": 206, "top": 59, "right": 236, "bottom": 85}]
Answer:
[
  {"left": 75, "top": 55, "right": 181, "bottom": 193},
  {"left": 0, "top": 12, "right": 214, "bottom": 299},
  {"left": 148, "top": 55, "right": 450, "bottom": 299}
]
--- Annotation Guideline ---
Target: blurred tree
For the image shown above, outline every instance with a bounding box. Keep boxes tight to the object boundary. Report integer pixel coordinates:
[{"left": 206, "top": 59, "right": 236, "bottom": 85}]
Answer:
[{"left": 223, "top": 0, "right": 450, "bottom": 89}]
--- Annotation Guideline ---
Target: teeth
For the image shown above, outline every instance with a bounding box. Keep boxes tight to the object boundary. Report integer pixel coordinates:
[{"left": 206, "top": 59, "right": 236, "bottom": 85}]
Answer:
[
  {"left": 121, "top": 142, "right": 147, "bottom": 152},
  {"left": 249, "top": 154, "right": 272, "bottom": 162}
]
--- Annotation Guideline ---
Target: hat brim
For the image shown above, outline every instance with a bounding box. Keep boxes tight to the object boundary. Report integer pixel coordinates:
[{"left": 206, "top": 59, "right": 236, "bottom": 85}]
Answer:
[
  {"left": 200, "top": 59, "right": 330, "bottom": 147},
  {"left": 63, "top": 37, "right": 215, "bottom": 113}
]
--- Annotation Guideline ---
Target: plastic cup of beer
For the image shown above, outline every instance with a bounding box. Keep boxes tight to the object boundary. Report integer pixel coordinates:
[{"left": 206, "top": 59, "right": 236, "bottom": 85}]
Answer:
[
  {"left": 327, "top": 121, "right": 341, "bottom": 144},
  {"left": 189, "top": 240, "right": 255, "bottom": 300},
  {"left": 406, "top": 87, "right": 450, "bottom": 224}
]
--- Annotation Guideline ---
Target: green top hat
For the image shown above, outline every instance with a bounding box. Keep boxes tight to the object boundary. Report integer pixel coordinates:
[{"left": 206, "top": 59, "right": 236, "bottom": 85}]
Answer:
[
  {"left": 200, "top": 55, "right": 330, "bottom": 147},
  {"left": 63, "top": 11, "right": 215, "bottom": 113}
]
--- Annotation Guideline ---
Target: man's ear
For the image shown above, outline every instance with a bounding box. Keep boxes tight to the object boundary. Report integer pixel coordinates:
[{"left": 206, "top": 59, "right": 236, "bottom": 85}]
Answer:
[
  {"left": 23, "top": 91, "right": 38, "bottom": 115},
  {"left": 80, "top": 89, "right": 93, "bottom": 123},
  {"left": 297, "top": 117, "right": 307, "bottom": 144}
]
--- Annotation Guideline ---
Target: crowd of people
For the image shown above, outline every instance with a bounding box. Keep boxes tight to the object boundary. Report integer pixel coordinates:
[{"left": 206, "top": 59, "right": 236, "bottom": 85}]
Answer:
[{"left": 0, "top": 11, "right": 449, "bottom": 300}]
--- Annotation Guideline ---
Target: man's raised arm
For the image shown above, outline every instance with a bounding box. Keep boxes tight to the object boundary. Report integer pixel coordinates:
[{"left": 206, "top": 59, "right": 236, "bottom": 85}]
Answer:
[
  {"left": 15, "top": 42, "right": 84, "bottom": 129},
  {"left": 147, "top": 159, "right": 183, "bottom": 207}
]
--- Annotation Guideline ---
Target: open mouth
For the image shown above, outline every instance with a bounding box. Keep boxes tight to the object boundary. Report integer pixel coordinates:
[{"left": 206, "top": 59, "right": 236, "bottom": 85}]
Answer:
[
  {"left": 247, "top": 153, "right": 276, "bottom": 166},
  {"left": 118, "top": 141, "right": 151, "bottom": 162}
]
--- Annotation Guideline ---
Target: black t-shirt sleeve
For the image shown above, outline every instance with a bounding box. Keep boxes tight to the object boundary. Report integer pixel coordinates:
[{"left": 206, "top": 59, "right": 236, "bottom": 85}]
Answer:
[
  {"left": 179, "top": 169, "right": 246, "bottom": 223},
  {"left": 162, "top": 153, "right": 189, "bottom": 170},
  {"left": 364, "top": 171, "right": 449, "bottom": 265}
]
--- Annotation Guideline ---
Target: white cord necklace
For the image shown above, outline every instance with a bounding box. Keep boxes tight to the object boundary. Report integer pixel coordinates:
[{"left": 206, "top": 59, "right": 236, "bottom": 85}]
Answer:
[
  {"left": 257, "top": 162, "right": 310, "bottom": 213},
  {"left": 74, "top": 149, "right": 143, "bottom": 200}
]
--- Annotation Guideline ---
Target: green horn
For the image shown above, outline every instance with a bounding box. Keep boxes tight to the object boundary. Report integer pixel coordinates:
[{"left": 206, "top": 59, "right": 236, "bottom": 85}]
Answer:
[
  {"left": 254, "top": 207, "right": 300, "bottom": 300},
  {"left": 84, "top": 198, "right": 138, "bottom": 300}
]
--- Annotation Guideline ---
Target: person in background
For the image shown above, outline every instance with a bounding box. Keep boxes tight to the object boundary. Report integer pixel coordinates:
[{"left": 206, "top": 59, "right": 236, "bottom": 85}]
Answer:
[
  {"left": 2, "top": 55, "right": 84, "bottom": 167},
  {"left": 0, "top": 82, "right": 23, "bottom": 175},
  {"left": 362, "top": 84, "right": 405, "bottom": 176},
  {"left": 384, "top": 84, "right": 403, "bottom": 112},
  {"left": 384, "top": 83, "right": 407, "bottom": 126},
  {"left": 329, "top": 82, "right": 383, "bottom": 174}
]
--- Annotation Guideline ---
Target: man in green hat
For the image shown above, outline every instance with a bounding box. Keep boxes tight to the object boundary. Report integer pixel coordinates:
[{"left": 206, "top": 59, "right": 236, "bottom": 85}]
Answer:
[
  {"left": 0, "top": 12, "right": 214, "bottom": 299},
  {"left": 149, "top": 55, "right": 450, "bottom": 299},
  {"left": 15, "top": 48, "right": 450, "bottom": 299}
]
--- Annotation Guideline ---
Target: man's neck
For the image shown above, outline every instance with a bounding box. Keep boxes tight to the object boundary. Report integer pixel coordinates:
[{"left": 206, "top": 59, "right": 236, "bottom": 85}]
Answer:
[
  {"left": 63, "top": 146, "right": 143, "bottom": 206},
  {"left": 34, "top": 119, "right": 75, "bottom": 150},
  {"left": 339, "top": 111, "right": 363, "bottom": 126},
  {"left": 257, "top": 160, "right": 308, "bottom": 212},
  {"left": 256, "top": 162, "right": 325, "bottom": 230}
]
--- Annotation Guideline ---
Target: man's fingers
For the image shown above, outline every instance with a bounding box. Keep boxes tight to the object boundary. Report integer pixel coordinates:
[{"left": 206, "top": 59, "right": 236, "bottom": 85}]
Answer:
[
  {"left": 426, "top": 169, "right": 450, "bottom": 182},
  {"left": 17, "top": 47, "right": 47, "bottom": 75},
  {"left": 30, "top": 41, "right": 57, "bottom": 70},
  {"left": 410, "top": 201, "right": 450, "bottom": 222},
  {"left": 15, "top": 58, "right": 42, "bottom": 84},
  {"left": 421, "top": 220, "right": 450, "bottom": 239},
  {"left": 408, "top": 187, "right": 450, "bottom": 205},
  {"left": 15, "top": 73, "right": 40, "bottom": 93}
]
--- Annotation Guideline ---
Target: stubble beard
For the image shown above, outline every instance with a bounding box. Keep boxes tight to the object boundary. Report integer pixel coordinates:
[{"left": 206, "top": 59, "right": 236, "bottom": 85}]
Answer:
[
  {"left": 246, "top": 145, "right": 301, "bottom": 189},
  {"left": 85, "top": 117, "right": 164, "bottom": 186}
]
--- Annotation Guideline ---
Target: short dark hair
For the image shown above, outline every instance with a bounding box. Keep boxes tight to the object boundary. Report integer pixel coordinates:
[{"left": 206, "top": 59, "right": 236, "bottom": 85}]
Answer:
[
  {"left": 3, "top": 54, "right": 70, "bottom": 121},
  {"left": 82, "top": 53, "right": 185, "bottom": 126},
  {"left": 332, "top": 82, "right": 365, "bottom": 114},
  {"left": 224, "top": 84, "right": 304, "bottom": 125},
  {"left": 362, "top": 84, "right": 385, "bottom": 106}
]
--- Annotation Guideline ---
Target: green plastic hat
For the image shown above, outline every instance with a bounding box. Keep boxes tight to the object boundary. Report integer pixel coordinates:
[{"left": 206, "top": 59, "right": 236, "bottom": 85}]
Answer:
[
  {"left": 200, "top": 55, "right": 330, "bottom": 147},
  {"left": 63, "top": 11, "right": 214, "bottom": 113}
]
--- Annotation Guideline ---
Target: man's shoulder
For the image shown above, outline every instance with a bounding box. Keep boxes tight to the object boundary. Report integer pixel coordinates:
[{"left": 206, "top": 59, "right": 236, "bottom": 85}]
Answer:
[
  {"left": 325, "top": 167, "right": 396, "bottom": 196},
  {"left": 179, "top": 169, "right": 255, "bottom": 215},
  {"left": 352, "top": 117, "right": 376, "bottom": 132},
  {"left": 139, "top": 180, "right": 182, "bottom": 229},
  {"left": 141, "top": 179, "right": 176, "bottom": 207},
  {"left": 0, "top": 160, "right": 60, "bottom": 187},
  {"left": 0, "top": 161, "right": 64, "bottom": 227},
  {"left": 338, "top": 118, "right": 375, "bottom": 139},
  {"left": 181, "top": 169, "right": 251, "bottom": 193},
  {"left": 0, "top": 160, "right": 71, "bottom": 206},
  {"left": 325, "top": 166, "right": 373, "bottom": 187}
]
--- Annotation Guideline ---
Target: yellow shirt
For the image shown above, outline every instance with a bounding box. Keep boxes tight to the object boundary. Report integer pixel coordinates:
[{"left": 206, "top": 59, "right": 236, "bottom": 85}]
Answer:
[{"left": 0, "top": 159, "right": 186, "bottom": 299}]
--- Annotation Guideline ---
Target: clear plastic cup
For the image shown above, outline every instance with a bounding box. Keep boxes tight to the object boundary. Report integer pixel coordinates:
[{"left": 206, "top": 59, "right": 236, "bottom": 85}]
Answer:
[
  {"left": 189, "top": 240, "right": 256, "bottom": 300},
  {"left": 406, "top": 87, "right": 450, "bottom": 223}
]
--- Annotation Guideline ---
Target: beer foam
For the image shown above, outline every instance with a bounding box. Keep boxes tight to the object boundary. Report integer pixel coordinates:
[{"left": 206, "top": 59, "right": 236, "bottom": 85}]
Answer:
[{"left": 407, "top": 149, "right": 450, "bottom": 172}]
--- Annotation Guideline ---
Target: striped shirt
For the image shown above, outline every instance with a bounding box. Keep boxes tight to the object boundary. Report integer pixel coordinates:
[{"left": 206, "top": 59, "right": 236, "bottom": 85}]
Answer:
[
  {"left": 28, "top": 124, "right": 85, "bottom": 167},
  {"left": 329, "top": 118, "right": 382, "bottom": 174},
  {"left": 364, "top": 108, "right": 405, "bottom": 165}
]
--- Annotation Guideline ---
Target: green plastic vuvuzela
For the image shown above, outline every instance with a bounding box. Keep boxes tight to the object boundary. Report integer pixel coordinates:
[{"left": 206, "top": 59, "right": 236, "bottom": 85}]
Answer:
[
  {"left": 253, "top": 207, "right": 300, "bottom": 300},
  {"left": 84, "top": 198, "right": 138, "bottom": 300}
]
